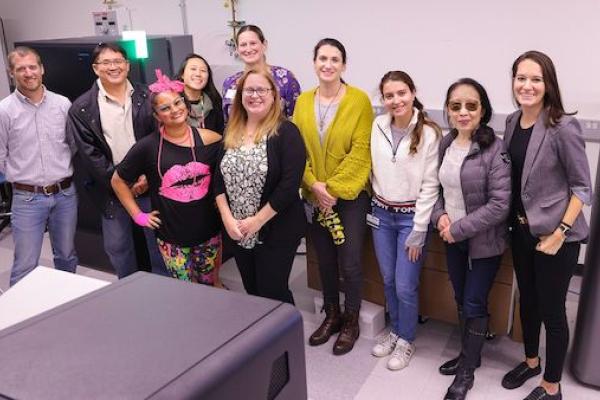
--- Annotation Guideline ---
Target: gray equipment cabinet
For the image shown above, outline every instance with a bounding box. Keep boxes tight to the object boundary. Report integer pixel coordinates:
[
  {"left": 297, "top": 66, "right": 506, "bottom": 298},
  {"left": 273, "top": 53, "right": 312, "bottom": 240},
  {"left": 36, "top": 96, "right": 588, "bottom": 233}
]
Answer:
[{"left": 0, "top": 273, "right": 307, "bottom": 399}]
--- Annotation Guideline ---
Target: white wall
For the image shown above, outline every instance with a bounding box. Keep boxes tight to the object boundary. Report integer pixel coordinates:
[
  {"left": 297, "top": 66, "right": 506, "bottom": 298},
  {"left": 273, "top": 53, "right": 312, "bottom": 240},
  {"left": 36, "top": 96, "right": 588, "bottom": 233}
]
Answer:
[{"left": 1, "top": 0, "right": 599, "bottom": 119}]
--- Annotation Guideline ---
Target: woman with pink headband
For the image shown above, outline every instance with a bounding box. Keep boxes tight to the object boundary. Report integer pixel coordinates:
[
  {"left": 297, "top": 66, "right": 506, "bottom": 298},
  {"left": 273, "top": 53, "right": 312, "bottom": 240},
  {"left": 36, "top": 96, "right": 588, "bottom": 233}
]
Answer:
[{"left": 111, "top": 70, "right": 223, "bottom": 285}]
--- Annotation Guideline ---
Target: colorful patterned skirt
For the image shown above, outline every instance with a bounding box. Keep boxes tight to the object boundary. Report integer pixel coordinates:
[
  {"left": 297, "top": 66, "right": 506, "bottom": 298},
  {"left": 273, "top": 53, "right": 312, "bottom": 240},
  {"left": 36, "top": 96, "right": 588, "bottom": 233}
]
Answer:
[{"left": 157, "top": 234, "right": 221, "bottom": 286}]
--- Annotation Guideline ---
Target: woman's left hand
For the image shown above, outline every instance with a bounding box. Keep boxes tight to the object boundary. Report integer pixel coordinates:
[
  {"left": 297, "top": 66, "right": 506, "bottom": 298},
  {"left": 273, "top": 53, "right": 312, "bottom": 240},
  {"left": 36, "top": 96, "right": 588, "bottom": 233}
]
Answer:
[
  {"left": 536, "top": 229, "right": 566, "bottom": 255},
  {"left": 238, "top": 216, "right": 263, "bottom": 240},
  {"left": 440, "top": 225, "right": 456, "bottom": 243},
  {"left": 406, "top": 246, "right": 422, "bottom": 263}
]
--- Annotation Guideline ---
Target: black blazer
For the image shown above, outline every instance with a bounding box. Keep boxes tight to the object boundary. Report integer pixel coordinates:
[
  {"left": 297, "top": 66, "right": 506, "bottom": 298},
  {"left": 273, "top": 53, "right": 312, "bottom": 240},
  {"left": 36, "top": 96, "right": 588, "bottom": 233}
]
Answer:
[
  {"left": 214, "top": 120, "right": 307, "bottom": 247},
  {"left": 66, "top": 81, "right": 156, "bottom": 215}
]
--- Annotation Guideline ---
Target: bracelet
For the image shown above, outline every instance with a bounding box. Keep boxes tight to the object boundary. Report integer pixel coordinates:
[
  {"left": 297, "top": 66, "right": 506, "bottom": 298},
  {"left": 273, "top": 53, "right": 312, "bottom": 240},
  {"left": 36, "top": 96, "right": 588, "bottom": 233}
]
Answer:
[
  {"left": 133, "top": 212, "right": 150, "bottom": 227},
  {"left": 560, "top": 220, "right": 572, "bottom": 229}
]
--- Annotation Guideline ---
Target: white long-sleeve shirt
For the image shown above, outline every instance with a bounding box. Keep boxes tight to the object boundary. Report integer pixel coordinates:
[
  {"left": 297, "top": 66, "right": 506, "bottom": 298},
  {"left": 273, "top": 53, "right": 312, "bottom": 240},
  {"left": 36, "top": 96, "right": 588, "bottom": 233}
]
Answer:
[{"left": 370, "top": 109, "right": 441, "bottom": 232}]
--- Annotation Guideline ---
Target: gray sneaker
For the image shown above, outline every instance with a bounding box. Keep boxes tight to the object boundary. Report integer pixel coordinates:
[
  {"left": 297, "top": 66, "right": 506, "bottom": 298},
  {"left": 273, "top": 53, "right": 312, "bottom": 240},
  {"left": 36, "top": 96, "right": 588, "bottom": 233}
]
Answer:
[
  {"left": 372, "top": 331, "right": 399, "bottom": 357},
  {"left": 387, "top": 338, "right": 415, "bottom": 370}
]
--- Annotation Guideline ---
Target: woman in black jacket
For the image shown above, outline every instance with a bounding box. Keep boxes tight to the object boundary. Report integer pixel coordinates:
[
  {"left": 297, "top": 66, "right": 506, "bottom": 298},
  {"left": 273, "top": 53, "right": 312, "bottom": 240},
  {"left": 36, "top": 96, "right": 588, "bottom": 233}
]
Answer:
[{"left": 214, "top": 69, "right": 306, "bottom": 304}]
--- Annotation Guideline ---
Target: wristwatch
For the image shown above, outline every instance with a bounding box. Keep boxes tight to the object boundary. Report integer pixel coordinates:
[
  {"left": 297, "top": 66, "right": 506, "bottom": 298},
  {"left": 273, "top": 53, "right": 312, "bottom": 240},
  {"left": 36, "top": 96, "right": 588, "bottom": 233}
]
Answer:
[{"left": 558, "top": 221, "right": 572, "bottom": 237}]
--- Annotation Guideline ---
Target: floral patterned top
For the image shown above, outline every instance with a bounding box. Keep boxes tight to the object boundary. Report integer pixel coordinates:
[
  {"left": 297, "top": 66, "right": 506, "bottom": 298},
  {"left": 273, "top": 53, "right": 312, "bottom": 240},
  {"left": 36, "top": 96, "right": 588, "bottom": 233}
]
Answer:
[
  {"left": 220, "top": 137, "right": 269, "bottom": 249},
  {"left": 221, "top": 65, "right": 301, "bottom": 122}
]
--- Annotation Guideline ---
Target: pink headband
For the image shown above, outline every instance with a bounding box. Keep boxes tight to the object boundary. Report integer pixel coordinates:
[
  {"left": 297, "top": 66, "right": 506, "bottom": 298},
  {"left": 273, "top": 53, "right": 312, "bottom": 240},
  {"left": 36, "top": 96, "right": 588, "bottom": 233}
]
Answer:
[{"left": 148, "top": 69, "right": 185, "bottom": 94}]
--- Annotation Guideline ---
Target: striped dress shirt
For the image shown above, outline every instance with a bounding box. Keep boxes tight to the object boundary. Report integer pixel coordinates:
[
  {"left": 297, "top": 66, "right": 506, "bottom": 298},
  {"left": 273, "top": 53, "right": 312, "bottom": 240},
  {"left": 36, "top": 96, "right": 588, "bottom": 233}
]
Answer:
[{"left": 0, "top": 87, "right": 73, "bottom": 186}]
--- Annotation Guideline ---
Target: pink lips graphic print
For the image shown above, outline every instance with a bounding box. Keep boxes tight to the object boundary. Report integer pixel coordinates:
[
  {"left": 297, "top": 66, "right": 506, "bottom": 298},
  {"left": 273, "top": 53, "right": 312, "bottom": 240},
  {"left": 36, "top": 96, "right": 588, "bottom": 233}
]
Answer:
[{"left": 159, "top": 161, "right": 211, "bottom": 202}]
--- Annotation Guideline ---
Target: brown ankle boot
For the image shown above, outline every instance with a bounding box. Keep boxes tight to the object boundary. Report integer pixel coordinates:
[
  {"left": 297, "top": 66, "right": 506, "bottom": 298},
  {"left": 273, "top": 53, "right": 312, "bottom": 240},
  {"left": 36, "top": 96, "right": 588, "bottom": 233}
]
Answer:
[
  {"left": 309, "top": 303, "right": 342, "bottom": 346},
  {"left": 333, "top": 310, "right": 360, "bottom": 355}
]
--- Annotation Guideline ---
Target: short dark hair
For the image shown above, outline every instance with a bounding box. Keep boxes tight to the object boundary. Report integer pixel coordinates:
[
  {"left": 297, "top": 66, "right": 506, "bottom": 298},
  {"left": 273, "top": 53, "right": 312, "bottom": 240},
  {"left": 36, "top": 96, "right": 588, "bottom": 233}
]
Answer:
[
  {"left": 175, "top": 53, "right": 222, "bottom": 117},
  {"left": 313, "top": 38, "right": 347, "bottom": 64},
  {"left": 444, "top": 77, "right": 495, "bottom": 149},
  {"left": 235, "top": 25, "right": 266, "bottom": 45},
  {"left": 7, "top": 46, "right": 42, "bottom": 70},
  {"left": 511, "top": 50, "right": 575, "bottom": 126},
  {"left": 91, "top": 42, "right": 128, "bottom": 64}
]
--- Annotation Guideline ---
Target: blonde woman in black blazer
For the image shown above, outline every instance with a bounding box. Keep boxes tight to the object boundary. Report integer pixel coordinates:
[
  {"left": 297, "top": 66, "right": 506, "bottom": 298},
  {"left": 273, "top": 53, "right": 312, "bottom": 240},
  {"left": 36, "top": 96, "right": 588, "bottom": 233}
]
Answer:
[{"left": 501, "top": 51, "right": 592, "bottom": 400}]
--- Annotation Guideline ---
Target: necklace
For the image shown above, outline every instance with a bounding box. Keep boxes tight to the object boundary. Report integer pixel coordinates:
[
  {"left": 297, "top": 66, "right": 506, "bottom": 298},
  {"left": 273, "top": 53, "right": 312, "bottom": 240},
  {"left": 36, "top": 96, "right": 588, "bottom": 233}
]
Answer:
[
  {"left": 317, "top": 83, "right": 343, "bottom": 132},
  {"left": 157, "top": 125, "right": 197, "bottom": 183}
]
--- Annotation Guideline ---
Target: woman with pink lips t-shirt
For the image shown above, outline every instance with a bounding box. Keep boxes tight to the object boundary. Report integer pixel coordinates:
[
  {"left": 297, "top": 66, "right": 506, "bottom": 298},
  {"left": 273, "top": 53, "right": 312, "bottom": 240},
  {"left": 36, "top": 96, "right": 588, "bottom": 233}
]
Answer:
[{"left": 112, "top": 74, "right": 223, "bottom": 286}]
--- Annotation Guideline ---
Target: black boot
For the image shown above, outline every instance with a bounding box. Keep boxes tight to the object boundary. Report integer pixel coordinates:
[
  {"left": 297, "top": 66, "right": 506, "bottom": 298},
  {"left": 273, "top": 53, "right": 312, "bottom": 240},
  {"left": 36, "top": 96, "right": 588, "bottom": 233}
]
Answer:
[
  {"left": 444, "top": 316, "right": 488, "bottom": 400},
  {"left": 440, "top": 309, "right": 482, "bottom": 375},
  {"left": 333, "top": 309, "right": 360, "bottom": 355},
  {"left": 309, "top": 303, "right": 342, "bottom": 346}
]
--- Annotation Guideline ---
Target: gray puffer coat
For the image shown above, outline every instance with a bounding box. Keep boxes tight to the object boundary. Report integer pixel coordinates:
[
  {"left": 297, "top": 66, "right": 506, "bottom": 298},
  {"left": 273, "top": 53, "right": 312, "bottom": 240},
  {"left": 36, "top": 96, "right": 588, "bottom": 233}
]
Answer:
[{"left": 431, "top": 127, "right": 511, "bottom": 259}]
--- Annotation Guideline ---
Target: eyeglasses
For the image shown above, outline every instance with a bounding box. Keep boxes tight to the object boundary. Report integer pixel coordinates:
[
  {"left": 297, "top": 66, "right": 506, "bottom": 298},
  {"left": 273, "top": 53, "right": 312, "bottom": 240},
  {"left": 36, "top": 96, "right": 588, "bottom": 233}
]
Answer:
[
  {"left": 242, "top": 87, "right": 272, "bottom": 97},
  {"left": 448, "top": 101, "right": 480, "bottom": 112},
  {"left": 94, "top": 58, "right": 128, "bottom": 67},
  {"left": 155, "top": 97, "right": 186, "bottom": 113}
]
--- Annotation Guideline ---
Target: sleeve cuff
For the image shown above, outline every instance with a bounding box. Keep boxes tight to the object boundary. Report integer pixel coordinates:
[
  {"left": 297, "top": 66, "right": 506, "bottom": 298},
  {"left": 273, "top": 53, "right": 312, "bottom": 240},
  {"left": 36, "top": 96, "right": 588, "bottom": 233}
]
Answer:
[
  {"left": 405, "top": 229, "right": 427, "bottom": 248},
  {"left": 572, "top": 187, "right": 592, "bottom": 206}
]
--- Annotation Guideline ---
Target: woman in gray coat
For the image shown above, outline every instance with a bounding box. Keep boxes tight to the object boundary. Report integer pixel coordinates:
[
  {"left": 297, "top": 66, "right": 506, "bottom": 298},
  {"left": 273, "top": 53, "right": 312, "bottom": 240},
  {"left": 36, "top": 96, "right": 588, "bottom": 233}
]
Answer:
[
  {"left": 431, "top": 78, "right": 511, "bottom": 400},
  {"left": 501, "top": 51, "right": 592, "bottom": 400}
]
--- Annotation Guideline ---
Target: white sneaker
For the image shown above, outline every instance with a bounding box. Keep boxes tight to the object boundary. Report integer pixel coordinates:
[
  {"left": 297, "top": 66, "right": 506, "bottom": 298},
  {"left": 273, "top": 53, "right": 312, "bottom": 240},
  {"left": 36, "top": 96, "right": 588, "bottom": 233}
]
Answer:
[
  {"left": 372, "top": 331, "right": 399, "bottom": 357},
  {"left": 387, "top": 338, "right": 415, "bottom": 370}
]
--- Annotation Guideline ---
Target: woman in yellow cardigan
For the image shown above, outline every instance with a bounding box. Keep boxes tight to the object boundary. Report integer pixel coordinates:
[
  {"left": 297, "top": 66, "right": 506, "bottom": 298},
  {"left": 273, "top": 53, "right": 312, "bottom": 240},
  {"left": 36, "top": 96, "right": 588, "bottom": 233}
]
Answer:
[{"left": 293, "top": 38, "right": 373, "bottom": 355}]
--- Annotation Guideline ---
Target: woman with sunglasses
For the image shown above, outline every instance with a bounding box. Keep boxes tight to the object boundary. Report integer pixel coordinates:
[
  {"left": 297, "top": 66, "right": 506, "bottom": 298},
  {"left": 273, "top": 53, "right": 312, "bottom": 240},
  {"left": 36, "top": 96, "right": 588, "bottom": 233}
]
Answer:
[
  {"left": 214, "top": 69, "right": 306, "bottom": 304},
  {"left": 501, "top": 51, "right": 591, "bottom": 400},
  {"left": 293, "top": 38, "right": 374, "bottom": 355},
  {"left": 176, "top": 53, "right": 224, "bottom": 134},
  {"left": 222, "top": 25, "right": 301, "bottom": 122},
  {"left": 111, "top": 71, "right": 223, "bottom": 285},
  {"left": 431, "top": 78, "right": 511, "bottom": 400},
  {"left": 369, "top": 71, "right": 441, "bottom": 370}
]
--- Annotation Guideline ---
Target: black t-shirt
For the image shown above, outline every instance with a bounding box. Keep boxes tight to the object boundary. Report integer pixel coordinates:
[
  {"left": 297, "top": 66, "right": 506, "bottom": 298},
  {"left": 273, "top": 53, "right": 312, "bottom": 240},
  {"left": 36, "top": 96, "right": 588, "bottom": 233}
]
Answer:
[
  {"left": 117, "top": 128, "right": 222, "bottom": 246},
  {"left": 509, "top": 119, "right": 534, "bottom": 220}
]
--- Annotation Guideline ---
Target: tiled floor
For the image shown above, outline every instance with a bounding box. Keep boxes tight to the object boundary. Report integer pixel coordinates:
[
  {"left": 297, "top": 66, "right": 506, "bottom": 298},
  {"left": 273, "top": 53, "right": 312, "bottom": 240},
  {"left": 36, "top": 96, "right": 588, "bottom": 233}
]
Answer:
[{"left": 0, "top": 230, "right": 598, "bottom": 399}]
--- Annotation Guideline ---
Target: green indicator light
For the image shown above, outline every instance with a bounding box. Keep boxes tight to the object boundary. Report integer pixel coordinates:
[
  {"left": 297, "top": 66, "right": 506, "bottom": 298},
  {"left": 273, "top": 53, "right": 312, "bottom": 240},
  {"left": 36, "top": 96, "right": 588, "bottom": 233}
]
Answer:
[{"left": 122, "top": 30, "right": 148, "bottom": 59}]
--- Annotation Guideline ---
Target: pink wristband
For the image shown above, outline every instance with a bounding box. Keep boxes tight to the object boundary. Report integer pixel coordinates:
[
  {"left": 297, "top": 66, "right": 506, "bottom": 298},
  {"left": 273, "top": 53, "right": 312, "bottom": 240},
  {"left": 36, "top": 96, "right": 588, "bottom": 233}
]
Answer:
[{"left": 133, "top": 212, "right": 150, "bottom": 227}]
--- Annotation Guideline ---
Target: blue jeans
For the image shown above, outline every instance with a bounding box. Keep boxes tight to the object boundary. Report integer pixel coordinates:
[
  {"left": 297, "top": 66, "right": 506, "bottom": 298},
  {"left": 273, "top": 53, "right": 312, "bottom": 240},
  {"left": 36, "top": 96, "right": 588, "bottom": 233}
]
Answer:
[
  {"left": 10, "top": 185, "right": 78, "bottom": 286},
  {"left": 101, "top": 196, "right": 167, "bottom": 278},
  {"left": 446, "top": 241, "right": 501, "bottom": 319},
  {"left": 371, "top": 206, "right": 425, "bottom": 342}
]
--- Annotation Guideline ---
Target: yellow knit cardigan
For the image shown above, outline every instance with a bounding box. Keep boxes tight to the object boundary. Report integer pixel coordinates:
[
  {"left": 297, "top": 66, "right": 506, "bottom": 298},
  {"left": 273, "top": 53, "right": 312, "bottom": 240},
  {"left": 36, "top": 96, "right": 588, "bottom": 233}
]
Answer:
[{"left": 292, "top": 85, "right": 374, "bottom": 202}]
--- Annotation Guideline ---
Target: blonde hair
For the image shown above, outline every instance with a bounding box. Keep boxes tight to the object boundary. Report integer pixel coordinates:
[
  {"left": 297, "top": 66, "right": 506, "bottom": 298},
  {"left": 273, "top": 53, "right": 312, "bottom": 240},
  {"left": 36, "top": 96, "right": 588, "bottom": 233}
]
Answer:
[{"left": 224, "top": 69, "right": 283, "bottom": 149}]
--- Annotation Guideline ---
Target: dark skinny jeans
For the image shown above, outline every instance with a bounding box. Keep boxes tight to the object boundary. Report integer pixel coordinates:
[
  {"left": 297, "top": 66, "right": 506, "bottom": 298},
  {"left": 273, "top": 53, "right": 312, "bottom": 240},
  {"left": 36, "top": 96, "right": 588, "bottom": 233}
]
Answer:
[
  {"left": 511, "top": 224, "right": 579, "bottom": 383},
  {"left": 309, "top": 191, "right": 370, "bottom": 312}
]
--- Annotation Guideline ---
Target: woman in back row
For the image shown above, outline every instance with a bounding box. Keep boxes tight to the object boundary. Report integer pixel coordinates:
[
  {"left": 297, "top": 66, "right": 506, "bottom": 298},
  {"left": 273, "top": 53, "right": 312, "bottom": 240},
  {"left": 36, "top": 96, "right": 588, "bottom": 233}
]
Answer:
[{"left": 222, "top": 25, "right": 301, "bottom": 122}]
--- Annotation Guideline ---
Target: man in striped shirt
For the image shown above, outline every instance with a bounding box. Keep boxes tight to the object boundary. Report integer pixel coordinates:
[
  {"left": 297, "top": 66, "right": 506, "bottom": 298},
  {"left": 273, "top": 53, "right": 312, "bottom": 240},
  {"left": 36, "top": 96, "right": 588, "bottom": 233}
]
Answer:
[{"left": 0, "top": 47, "right": 78, "bottom": 286}]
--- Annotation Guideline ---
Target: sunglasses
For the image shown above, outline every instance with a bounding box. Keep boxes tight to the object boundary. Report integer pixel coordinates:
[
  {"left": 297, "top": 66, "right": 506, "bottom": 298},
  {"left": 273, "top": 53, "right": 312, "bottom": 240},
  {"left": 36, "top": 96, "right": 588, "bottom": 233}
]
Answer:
[
  {"left": 155, "top": 97, "right": 186, "bottom": 113},
  {"left": 448, "top": 101, "right": 480, "bottom": 112}
]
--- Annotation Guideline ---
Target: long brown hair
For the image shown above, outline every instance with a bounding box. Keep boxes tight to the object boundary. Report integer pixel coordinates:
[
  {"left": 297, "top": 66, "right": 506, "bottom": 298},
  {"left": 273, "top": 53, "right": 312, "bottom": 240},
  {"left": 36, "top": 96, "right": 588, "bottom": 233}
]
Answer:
[
  {"left": 223, "top": 69, "right": 283, "bottom": 149},
  {"left": 511, "top": 50, "right": 576, "bottom": 127},
  {"left": 379, "top": 71, "right": 441, "bottom": 155}
]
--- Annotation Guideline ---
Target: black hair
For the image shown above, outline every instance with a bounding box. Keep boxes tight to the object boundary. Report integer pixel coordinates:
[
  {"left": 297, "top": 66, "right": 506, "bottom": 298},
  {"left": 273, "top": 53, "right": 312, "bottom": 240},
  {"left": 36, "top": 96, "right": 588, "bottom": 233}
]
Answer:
[
  {"left": 175, "top": 53, "right": 222, "bottom": 116},
  {"left": 444, "top": 77, "right": 495, "bottom": 149},
  {"left": 91, "top": 42, "right": 128, "bottom": 64}
]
